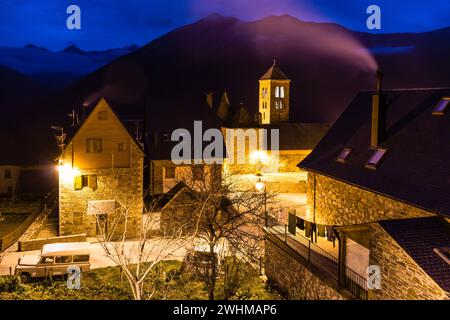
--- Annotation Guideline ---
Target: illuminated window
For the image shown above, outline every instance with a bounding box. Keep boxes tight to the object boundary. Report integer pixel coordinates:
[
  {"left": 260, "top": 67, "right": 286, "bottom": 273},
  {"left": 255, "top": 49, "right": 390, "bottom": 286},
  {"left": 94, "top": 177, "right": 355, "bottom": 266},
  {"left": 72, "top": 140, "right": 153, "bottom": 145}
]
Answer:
[
  {"left": 98, "top": 111, "right": 108, "bottom": 120},
  {"left": 164, "top": 167, "right": 175, "bottom": 179},
  {"left": 86, "top": 138, "right": 102, "bottom": 153},
  {"left": 275, "top": 86, "right": 280, "bottom": 98},
  {"left": 336, "top": 148, "right": 352, "bottom": 163},
  {"left": 74, "top": 174, "right": 97, "bottom": 191},
  {"left": 432, "top": 97, "right": 450, "bottom": 116},
  {"left": 280, "top": 86, "right": 285, "bottom": 98},
  {"left": 365, "top": 148, "right": 388, "bottom": 169}
]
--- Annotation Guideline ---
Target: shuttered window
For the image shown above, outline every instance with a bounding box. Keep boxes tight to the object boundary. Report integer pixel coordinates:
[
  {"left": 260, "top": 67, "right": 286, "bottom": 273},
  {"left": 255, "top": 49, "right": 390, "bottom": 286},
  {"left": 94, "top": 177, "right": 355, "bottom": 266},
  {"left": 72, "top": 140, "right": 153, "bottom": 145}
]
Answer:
[{"left": 74, "top": 174, "right": 97, "bottom": 191}]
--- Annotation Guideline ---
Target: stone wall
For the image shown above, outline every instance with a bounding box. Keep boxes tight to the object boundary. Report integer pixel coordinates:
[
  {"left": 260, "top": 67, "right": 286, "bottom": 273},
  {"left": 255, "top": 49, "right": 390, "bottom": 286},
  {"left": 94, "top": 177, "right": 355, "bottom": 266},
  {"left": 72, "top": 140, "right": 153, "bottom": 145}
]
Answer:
[
  {"left": 0, "top": 203, "right": 41, "bottom": 215},
  {"left": 265, "top": 237, "right": 346, "bottom": 300},
  {"left": 368, "top": 223, "right": 448, "bottom": 300},
  {"left": 59, "top": 142, "right": 143, "bottom": 238},
  {"left": 305, "top": 173, "right": 434, "bottom": 225},
  {"left": 18, "top": 234, "right": 87, "bottom": 252}
]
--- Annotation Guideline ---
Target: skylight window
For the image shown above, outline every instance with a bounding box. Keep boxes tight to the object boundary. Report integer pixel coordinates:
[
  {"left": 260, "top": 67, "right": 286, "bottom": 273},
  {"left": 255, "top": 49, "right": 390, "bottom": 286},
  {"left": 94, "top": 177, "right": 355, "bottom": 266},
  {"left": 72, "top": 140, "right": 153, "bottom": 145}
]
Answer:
[
  {"left": 432, "top": 97, "right": 450, "bottom": 116},
  {"left": 365, "top": 148, "right": 387, "bottom": 169},
  {"left": 336, "top": 148, "right": 352, "bottom": 163},
  {"left": 433, "top": 248, "right": 450, "bottom": 265}
]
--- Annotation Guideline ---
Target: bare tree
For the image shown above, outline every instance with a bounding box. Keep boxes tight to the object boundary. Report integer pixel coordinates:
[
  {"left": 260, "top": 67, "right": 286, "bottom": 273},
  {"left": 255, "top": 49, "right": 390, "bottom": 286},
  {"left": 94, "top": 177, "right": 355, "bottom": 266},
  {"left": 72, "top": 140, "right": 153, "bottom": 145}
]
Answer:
[
  {"left": 172, "top": 164, "right": 277, "bottom": 300},
  {"left": 87, "top": 169, "right": 194, "bottom": 300}
]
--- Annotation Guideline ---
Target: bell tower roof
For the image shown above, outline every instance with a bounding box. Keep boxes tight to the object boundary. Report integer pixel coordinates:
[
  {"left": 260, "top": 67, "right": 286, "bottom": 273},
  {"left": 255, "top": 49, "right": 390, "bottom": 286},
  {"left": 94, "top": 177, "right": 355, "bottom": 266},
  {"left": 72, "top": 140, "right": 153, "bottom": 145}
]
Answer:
[{"left": 260, "top": 60, "right": 289, "bottom": 80}]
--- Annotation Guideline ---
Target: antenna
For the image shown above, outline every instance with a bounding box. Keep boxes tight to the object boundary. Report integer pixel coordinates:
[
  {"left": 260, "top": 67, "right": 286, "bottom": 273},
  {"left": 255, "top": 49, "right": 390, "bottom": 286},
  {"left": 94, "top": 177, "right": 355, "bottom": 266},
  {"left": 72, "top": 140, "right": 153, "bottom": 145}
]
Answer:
[{"left": 51, "top": 126, "right": 66, "bottom": 155}]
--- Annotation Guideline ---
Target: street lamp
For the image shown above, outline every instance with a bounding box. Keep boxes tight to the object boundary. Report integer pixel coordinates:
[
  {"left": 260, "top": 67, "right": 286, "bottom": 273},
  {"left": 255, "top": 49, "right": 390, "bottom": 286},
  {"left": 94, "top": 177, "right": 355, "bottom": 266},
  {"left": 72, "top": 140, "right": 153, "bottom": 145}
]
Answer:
[{"left": 255, "top": 178, "right": 268, "bottom": 227}]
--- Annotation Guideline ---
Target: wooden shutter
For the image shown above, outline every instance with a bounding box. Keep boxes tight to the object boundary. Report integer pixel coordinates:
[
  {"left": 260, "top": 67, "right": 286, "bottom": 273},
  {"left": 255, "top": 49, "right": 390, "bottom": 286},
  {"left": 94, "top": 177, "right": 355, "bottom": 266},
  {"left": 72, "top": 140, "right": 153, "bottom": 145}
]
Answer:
[
  {"left": 74, "top": 176, "right": 82, "bottom": 190},
  {"left": 88, "top": 175, "right": 97, "bottom": 191}
]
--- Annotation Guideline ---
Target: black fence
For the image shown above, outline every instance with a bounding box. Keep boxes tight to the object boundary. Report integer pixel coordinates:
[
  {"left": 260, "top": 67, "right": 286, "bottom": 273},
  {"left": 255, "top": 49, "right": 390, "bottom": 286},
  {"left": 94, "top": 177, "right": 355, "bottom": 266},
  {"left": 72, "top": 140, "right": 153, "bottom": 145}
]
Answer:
[{"left": 267, "top": 226, "right": 367, "bottom": 300}]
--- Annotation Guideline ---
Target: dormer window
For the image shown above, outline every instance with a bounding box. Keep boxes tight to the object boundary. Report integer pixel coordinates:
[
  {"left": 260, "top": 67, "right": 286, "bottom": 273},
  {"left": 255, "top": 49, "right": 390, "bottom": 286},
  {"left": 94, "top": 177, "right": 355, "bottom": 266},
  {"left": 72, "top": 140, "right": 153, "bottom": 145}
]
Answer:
[
  {"left": 365, "top": 148, "right": 387, "bottom": 170},
  {"left": 336, "top": 148, "right": 352, "bottom": 163},
  {"left": 433, "top": 247, "right": 450, "bottom": 265},
  {"left": 163, "top": 134, "right": 170, "bottom": 142},
  {"left": 432, "top": 97, "right": 450, "bottom": 116}
]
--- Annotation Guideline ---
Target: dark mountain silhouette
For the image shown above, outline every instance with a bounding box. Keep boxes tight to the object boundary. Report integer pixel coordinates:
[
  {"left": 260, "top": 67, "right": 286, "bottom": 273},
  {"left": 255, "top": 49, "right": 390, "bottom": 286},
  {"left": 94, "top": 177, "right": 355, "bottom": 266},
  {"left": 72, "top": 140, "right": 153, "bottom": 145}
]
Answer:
[
  {"left": 0, "top": 44, "right": 140, "bottom": 89},
  {"left": 62, "top": 44, "right": 85, "bottom": 54},
  {"left": 2, "top": 14, "right": 450, "bottom": 164},
  {"left": 0, "top": 65, "right": 55, "bottom": 165}
]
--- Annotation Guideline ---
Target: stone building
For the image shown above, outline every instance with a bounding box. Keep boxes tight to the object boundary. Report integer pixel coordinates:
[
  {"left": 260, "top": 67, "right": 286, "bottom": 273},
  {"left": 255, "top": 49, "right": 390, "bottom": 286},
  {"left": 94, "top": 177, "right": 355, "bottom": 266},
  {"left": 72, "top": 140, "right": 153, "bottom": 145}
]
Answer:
[
  {"left": 58, "top": 98, "right": 144, "bottom": 238},
  {"left": 265, "top": 77, "right": 450, "bottom": 299}
]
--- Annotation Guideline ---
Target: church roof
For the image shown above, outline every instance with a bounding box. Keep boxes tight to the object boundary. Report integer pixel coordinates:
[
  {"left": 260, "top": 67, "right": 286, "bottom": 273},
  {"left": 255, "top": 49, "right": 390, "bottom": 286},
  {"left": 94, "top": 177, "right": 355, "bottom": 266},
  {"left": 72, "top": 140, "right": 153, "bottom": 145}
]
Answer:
[{"left": 260, "top": 62, "right": 289, "bottom": 80}]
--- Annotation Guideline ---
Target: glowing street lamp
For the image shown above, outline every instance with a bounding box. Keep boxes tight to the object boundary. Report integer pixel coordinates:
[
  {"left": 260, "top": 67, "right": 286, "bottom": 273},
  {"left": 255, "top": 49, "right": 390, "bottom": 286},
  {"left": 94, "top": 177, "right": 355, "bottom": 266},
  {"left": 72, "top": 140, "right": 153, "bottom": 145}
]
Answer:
[{"left": 255, "top": 178, "right": 268, "bottom": 227}]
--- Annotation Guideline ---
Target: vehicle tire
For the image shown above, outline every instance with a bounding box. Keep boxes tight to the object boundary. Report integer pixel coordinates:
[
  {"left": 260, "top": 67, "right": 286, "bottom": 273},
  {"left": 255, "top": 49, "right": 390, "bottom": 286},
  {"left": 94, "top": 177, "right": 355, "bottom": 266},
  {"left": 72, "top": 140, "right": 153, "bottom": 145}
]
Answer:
[{"left": 20, "top": 273, "right": 30, "bottom": 284}]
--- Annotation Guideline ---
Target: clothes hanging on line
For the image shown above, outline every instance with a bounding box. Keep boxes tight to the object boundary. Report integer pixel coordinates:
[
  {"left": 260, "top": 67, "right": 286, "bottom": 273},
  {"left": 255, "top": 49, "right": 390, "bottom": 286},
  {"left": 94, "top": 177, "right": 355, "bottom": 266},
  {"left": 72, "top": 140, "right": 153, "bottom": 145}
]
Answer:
[{"left": 296, "top": 218, "right": 305, "bottom": 230}]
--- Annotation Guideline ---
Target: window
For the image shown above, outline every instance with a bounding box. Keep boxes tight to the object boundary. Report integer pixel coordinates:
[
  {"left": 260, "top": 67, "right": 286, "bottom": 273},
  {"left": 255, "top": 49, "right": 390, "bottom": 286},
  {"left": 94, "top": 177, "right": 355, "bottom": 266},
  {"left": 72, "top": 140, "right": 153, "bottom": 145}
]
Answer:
[
  {"left": 86, "top": 138, "right": 102, "bottom": 153},
  {"left": 164, "top": 167, "right": 176, "bottom": 179},
  {"left": 4, "top": 169, "right": 11, "bottom": 179},
  {"left": 118, "top": 143, "right": 128, "bottom": 152},
  {"left": 74, "top": 175, "right": 97, "bottom": 191},
  {"left": 337, "top": 148, "right": 352, "bottom": 163},
  {"left": 432, "top": 97, "right": 450, "bottom": 116},
  {"left": 73, "top": 255, "right": 89, "bottom": 262},
  {"left": 192, "top": 165, "right": 204, "bottom": 181},
  {"left": 275, "top": 86, "right": 280, "bottom": 98},
  {"left": 72, "top": 212, "right": 83, "bottom": 225},
  {"left": 280, "top": 86, "right": 285, "bottom": 98},
  {"left": 55, "top": 256, "right": 72, "bottom": 264},
  {"left": 262, "top": 88, "right": 268, "bottom": 98},
  {"left": 98, "top": 111, "right": 108, "bottom": 120},
  {"left": 365, "top": 148, "right": 388, "bottom": 169},
  {"left": 39, "top": 257, "right": 54, "bottom": 264},
  {"left": 433, "top": 248, "right": 450, "bottom": 265}
]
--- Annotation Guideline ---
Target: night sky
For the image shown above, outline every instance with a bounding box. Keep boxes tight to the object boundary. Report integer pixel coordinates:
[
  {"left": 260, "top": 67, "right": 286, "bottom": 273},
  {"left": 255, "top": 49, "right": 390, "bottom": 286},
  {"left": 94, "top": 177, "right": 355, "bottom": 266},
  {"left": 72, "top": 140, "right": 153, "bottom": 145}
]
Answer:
[{"left": 1, "top": 0, "right": 449, "bottom": 50}]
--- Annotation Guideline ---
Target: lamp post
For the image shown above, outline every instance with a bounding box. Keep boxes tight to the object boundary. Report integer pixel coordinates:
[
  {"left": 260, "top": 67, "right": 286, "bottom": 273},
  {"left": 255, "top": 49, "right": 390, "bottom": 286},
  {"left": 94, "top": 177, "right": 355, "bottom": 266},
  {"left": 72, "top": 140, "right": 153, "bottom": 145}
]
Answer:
[{"left": 255, "top": 178, "right": 267, "bottom": 227}]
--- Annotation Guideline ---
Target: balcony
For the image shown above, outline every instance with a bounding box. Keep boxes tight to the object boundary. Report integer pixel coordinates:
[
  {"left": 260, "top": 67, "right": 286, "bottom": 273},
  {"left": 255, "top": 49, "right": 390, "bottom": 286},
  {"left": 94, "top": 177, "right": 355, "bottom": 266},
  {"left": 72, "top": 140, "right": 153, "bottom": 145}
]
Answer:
[{"left": 265, "top": 225, "right": 368, "bottom": 300}]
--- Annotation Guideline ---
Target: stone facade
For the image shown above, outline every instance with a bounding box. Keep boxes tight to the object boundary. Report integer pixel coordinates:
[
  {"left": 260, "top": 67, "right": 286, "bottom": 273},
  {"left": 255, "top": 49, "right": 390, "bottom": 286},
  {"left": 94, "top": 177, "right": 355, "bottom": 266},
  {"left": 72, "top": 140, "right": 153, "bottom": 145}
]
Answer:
[
  {"left": 265, "top": 237, "right": 346, "bottom": 300},
  {"left": 59, "top": 141, "right": 143, "bottom": 238},
  {"left": 159, "top": 187, "right": 199, "bottom": 235},
  {"left": 305, "top": 173, "right": 434, "bottom": 225},
  {"left": 368, "top": 223, "right": 448, "bottom": 300}
]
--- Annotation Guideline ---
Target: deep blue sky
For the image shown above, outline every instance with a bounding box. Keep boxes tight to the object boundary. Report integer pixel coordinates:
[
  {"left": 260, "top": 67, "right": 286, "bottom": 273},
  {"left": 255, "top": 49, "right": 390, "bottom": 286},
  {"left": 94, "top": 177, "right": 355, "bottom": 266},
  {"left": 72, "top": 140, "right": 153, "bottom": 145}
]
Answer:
[{"left": 1, "top": 0, "right": 449, "bottom": 50}]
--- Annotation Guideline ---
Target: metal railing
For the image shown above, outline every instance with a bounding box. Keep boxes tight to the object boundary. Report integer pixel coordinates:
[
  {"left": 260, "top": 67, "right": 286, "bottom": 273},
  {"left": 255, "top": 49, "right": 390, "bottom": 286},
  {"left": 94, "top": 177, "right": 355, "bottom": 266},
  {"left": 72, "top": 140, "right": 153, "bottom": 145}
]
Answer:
[{"left": 267, "top": 225, "right": 367, "bottom": 300}]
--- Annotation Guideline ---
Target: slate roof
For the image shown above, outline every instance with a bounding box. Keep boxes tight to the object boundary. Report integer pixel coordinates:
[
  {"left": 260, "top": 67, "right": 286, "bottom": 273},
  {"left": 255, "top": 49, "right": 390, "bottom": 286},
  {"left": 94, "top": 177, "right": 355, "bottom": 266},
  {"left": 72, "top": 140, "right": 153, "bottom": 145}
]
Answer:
[
  {"left": 260, "top": 63, "right": 289, "bottom": 80},
  {"left": 299, "top": 88, "right": 450, "bottom": 218},
  {"left": 379, "top": 217, "right": 450, "bottom": 294}
]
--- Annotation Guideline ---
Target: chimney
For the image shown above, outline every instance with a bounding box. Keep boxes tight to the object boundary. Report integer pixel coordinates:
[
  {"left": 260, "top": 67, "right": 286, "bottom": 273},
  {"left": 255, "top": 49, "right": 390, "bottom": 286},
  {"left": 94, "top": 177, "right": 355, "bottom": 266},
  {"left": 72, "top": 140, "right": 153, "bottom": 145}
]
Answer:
[
  {"left": 371, "top": 69, "right": 387, "bottom": 148},
  {"left": 205, "top": 92, "right": 213, "bottom": 109}
]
